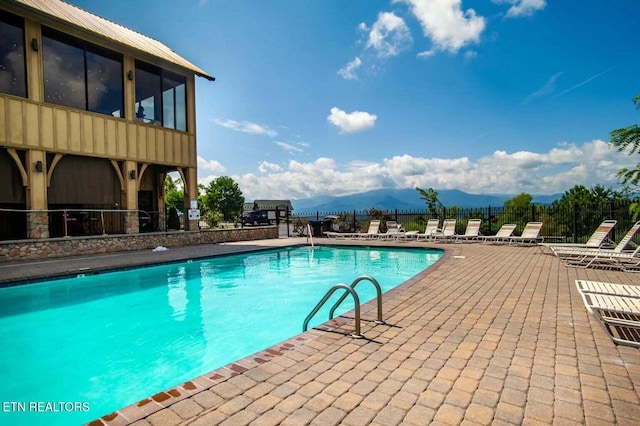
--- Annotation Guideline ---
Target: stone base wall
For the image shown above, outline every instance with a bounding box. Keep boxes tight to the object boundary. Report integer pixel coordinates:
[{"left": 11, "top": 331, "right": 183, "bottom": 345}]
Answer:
[{"left": 0, "top": 227, "right": 278, "bottom": 262}]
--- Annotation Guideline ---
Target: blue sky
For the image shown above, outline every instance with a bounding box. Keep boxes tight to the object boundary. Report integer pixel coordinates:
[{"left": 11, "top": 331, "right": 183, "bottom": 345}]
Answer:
[{"left": 68, "top": 0, "right": 640, "bottom": 201}]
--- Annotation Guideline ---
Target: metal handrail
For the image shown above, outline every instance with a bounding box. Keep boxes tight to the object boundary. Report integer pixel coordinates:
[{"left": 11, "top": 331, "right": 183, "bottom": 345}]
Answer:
[
  {"left": 303, "top": 283, "right": 363, "bottom": 338},
  {"left": 307, "top": 223, "right": 314, "bottom": 247},
  {"left": 329, "top": 275, "right": 386, "bottom": 325}
]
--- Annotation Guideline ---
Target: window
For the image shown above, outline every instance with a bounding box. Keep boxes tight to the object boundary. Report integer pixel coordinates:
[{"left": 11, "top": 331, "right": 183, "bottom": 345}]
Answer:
[
  {"left": 135, "top": 60, "right": 187, "bottom": 131},
  {"left": 42, "top": 27, "right": 123, "bottom": 117},
  {"left": 0, "top": 10, "right": 26, "bottom": 98}
]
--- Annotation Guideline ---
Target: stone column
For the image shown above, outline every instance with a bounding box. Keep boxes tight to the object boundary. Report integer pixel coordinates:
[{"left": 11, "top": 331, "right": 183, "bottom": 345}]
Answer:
[
  {"left": 124, "top": 160, "right": 139, "bottom": 234},
  {"left": 27, "top": 211, "right": 49, "bottom": 239},
  {"left": 27, "top": 150, "right": 49, "bottom": 239}
]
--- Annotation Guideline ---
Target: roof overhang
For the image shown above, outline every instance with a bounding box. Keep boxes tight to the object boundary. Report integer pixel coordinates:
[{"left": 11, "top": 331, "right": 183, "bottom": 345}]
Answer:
[{"left": 10, "top": 0, "right": 215, "bottom": 81}]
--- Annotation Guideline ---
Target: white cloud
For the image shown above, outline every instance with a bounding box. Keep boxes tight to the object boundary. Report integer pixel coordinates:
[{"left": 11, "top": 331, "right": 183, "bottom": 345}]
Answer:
[
  {"left": 258, "top": 161, "right": 282, "bottom": 173},
  {"left": 395, "top": 0, "right": 486, "bottom": 53},
  {"left": 197, "top": 156, "right": 226, "bottom": 173},
  {"left": 493, "top": 0, "right": 547, "bottom": 18},
  {"left": 365, "top": 12, "right": 413, "bottom": 58},
  {"left": 327, "top": 107, "right": 377, "bottom": 133},
  {"left": 197, "top": 140, "right": 635, "bottom": 201},
  {"left": 275, "top": 141, "right": 304, "bottom": 153},
  {"left": 213, "top": 118, "right": 278, "bottom": 137},
  {"left": 337, "top": 57, "right": 363, "bottom": 80}
]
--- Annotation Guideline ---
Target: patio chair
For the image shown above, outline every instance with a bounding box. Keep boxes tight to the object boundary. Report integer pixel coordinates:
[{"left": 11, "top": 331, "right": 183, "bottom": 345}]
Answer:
[
  {"left": 575, "top": 280, "right": 640, "bottom": 298},
  {"left": 432, "top": 219, "right": 457, "bottom": 242},
  {"left": 454, "top": 219, "right": 482, "bottom": 242},
  {"left": 411, "top": 219, "right": 440, "bottom": 241},
  {"left": 554, "top": 221, "right": 640, "bottom": 269},
  {"left": 481, "top": 224, "right": 516, "bottom": 244},
  {"left": 508, "top": 222, "right": 544, "bottom": 245},
  {"left": 354, "top": 219, "right": 382, "bottom": 239},
  {"left": 539, "top": 219, "right": 617, "bottom": 254},
  {"left": 562, "top": 245, "right": 640, "bottom": 271},
  {"left": 325, "top": 219, "right": 381, "bottom": 239},
  {"left": 576, "top": 288, "right": 640, "bottom": 347},
  {"left": 378, "top": 221, "right": 410, "bottom": 240}
]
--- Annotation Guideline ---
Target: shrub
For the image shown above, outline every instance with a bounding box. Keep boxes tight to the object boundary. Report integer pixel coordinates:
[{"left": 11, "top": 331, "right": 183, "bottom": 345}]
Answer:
[{"left": 167, "top": 206, "right": 180, "bottom": 230}]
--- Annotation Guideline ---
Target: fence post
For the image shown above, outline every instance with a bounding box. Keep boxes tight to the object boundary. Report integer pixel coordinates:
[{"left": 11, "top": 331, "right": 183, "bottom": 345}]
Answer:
[
  {"left": 286, "top": 207, "right": 290, "bottom": 237},
  {"left": 394, "top": 208, "right": 398, "bottom": 222},
  {"left": 63, "top": 210, "right": 68, "bottom": 237},
  {"left": 572, "top": 202, "right": 578, "bottom": 243},
  {"left": 488, "top": 206, "right": 492, "bottom": 235},
  {"left": 531, "top": 204, "right": 536, "bottom": 223},
  {"left": 353, "top": 210, "right": 357, "bottom": 231}
]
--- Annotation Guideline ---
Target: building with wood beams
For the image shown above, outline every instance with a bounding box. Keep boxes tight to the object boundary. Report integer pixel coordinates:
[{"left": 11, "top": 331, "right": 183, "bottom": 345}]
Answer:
[{"left": 0, "top": 0, "right": 214, "bottom": 239}]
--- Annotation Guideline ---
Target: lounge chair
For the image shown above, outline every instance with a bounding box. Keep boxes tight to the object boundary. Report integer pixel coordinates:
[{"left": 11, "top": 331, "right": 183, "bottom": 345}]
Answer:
[
  {"left": 508, "top": 222, "right": 543, "bottom": 245},
  {"left": 575, "top": 282, "right": 640, "bottom": 347},
  {"left": 552, "top": 221, "right": 640, "bottom": 259},
  {"left": 432, "top": 219, "right": 457, "bottom": 242},
  {"left": 378, "top": 221, "right": 413, "bottom": 240},
  {"left": 539, "top": 219, "right": 617, "bottom": 254},
  {"left": 454, "top": 219, "right": 482, "bottom": 242},
  {"left": 554, "top": 221, "right": 640, "bottom": 270},
  {"left": 325, "top": 220, "right": 380, "bottom": 239},
  {"left": 575, "top": 280, "right": 640, "bottom": 298},
  {"left": 562, "top": 245, "right": 640, "bottom": 271},
  {"left": 411, "top": 219, "right": 440, "bottom": 241},
  {"left": 481, "top": 224, "right": 516, "bottom": 244}
]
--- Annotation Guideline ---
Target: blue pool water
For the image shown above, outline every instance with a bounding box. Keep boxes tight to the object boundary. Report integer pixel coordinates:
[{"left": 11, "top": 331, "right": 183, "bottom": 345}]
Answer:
[{"left": 0, "top": 245, "right": 442, "bottom": 425}]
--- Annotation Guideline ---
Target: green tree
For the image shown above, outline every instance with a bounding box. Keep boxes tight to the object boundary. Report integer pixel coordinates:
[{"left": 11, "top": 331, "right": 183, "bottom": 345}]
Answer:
[
  {"left": 610, "top": 93, "right": 640, "bottom": 218},
  {"left": 504, "top": 193, "right": 532, "bottom": 210},
  {"left": 165, "top": 175, "right": 184, "bottom": 212},
  {"left": 364, "top": 208, "right": 393, "bottom": 232},
  {"left": 416, "top": 187, "right": 443, "bottom": 216},
  {"left": 550, "top": 184, "right": 626, "bottom": 241},
  {"left": 200, "top": 176, "right": 245, "bottom": 222}
]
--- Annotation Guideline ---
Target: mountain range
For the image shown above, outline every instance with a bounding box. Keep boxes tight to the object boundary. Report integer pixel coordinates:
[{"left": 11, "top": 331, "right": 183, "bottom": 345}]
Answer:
[{"left": 291, "top": 188, "right": 562, "bottom": 212}]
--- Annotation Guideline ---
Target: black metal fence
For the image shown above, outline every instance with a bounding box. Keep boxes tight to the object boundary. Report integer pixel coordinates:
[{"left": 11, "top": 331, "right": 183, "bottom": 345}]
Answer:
[
  {"left": 293, "top": 201, "right": 639, "bottom": 245},
  {"left": 2, "top": 202, "right": 638, "bottom": 246}
]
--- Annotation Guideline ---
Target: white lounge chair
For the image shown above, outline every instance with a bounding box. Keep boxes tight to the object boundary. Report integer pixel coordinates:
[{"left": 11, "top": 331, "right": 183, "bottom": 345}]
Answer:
[
  {"left": 576, "top": 287, "right": 640, "bottom": 347},
  {"left": 377, "top": 221, "right": 401, "bottom": 240},
  {"left": 563, "top": 245, "right": 640, "bottom": 271},
  {"left": 552, "top": 221, "right": 640, "bottom": 259},
  {"left": 508, "top": 222, "right": 543, "bottom": 245},
  {"left": 481, "top": 224, "right": 516, "bottom": 244},
  {"left": 325, "top": 219, "right": 381, "bottom": 239},
  {"left": 410, "top": 219, "right": 440, "bottom": 241},
  {"left": 575, "top": 280, "right": 640, "bottom": 298},
  {"left": 539, "top": 219, "right": 617, "bottom": 254},
  {"left": 432, "top": 219, "right": 457, "bottom": 242},
  {"left": 454, "top": 219, "right": 482, "bottom": 242}
]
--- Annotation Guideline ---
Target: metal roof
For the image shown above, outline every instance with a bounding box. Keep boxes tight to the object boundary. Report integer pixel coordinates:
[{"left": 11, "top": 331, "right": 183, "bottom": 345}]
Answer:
[
  {"left": 10, "top": 0, "right": 214, "bottom": 81},
  {"left": 245, "top": 200, "right": 294, "bottom": 211}
]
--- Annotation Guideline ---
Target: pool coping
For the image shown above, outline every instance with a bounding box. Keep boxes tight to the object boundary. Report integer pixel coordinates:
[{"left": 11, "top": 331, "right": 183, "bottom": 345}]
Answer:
[{"left": 85, "top": 242, "right": 450, "bottom": 425}]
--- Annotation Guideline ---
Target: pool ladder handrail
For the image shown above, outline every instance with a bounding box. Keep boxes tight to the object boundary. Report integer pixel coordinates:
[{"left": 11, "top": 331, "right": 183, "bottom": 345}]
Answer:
[
  {"left": 307, "top": 223, "right": 314, "bottom": 247},
  {"left": 303, "top": 275, "right": 386, "bottom": 338}
]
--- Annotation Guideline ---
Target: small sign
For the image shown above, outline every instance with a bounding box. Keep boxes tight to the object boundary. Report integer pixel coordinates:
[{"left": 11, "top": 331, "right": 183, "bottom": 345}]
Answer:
[
  {"left": 190, "top": 199, "right": 198, "bottom": 209},
  {"left": 188, "top": 209, "right": 200, "bottom": 220}
]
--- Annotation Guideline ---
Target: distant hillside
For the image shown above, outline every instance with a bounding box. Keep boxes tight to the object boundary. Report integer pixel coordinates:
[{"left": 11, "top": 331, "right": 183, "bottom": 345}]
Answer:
[{"left": 292, "top": 188, "right": 561, "bottom": 212}]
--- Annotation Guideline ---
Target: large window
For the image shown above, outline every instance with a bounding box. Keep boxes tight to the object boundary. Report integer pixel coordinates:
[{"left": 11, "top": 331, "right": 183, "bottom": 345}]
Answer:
[
  {"left": 0, "top": 10, "right": 26, "bottom": 98},
  {"left": 135, "top": 61, "right": 186, "bottom": 131},
  {"left": 42, "top": 27, "right": 123, "bottom": 117}
]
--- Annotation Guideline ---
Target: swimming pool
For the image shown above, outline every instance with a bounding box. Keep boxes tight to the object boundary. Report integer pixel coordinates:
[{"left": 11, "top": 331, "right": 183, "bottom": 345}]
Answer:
[{"left": 0, "top": 245, "right": 442, "bottom": 425}]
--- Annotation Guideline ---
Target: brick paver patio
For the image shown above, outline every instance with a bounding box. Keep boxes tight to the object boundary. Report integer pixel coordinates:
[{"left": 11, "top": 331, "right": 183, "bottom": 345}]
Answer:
[{"left": 3, "top": 238, "right": 639, "bottom": 425}]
